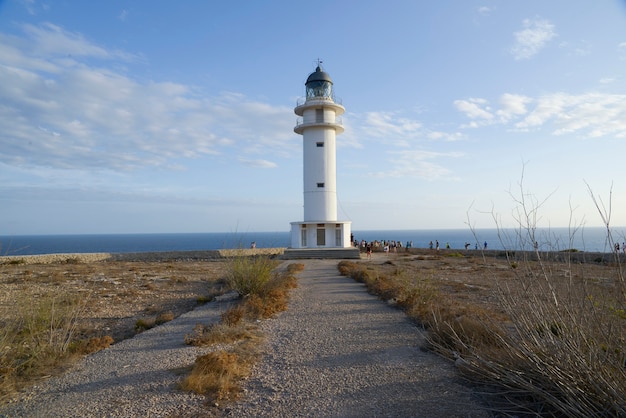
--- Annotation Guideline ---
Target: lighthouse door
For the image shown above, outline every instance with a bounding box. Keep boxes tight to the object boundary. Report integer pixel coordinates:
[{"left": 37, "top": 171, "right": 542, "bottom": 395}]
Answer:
[{"left": 317, "top": 225, "right": 326, "bottom": 246}]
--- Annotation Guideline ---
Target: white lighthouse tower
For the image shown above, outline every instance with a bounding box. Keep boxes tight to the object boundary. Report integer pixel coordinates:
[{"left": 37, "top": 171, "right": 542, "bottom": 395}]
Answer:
[{"left": 288, "top": 63, "right": 354, "bottom": 255}]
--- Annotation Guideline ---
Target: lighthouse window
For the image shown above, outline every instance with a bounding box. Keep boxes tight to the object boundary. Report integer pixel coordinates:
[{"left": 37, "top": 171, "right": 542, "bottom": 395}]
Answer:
[
  {"left": 316, "top": 142, "right": 324, "bottom": 147},
  {"left": 317, "top": 183, "right": 325, "bottom": 188},
  {"left": 315, "top": 109, "right": 324, "bottom": 122}
]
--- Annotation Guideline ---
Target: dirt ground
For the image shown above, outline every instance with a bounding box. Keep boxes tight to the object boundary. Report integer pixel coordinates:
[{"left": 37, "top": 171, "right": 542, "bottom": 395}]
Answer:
[
  {"left": 0, "top": 256, "right": 229, "bottom": 343},
  {"left": 1, "top": 248, "right": 622, "bottom": 347}
]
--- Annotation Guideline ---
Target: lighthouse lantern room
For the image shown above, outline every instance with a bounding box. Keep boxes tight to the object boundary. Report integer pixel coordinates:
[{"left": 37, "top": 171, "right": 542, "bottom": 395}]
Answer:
[{"left": 290, "top": 64, "right": 351, "bottom": 249}]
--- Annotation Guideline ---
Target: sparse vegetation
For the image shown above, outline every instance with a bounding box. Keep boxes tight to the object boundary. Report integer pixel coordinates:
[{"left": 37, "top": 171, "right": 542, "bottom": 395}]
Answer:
[
  {"left": 0, "top": 291, "right": 96, "bottom": 401},
  {"left": 339, "top": 250, "right": 625, "bottom": 416},
  {"left": 339, "top": 177, "right": 626, "bottom": 416},
  {"left": 0, "top": 257, "right": 228, "bottom": 402},
  {"left": 181, "top": 260, "right": 302, "bottom": 403}
]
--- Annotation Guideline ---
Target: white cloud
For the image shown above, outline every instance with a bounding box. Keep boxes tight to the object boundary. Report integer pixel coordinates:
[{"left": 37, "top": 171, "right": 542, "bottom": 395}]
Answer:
[
  {"left": 21, "top": 23, "right": 135, "bottom": 61},
  {"left": 496, "top": 93, "right": 532, "bottom": 122},
  {"left": 453, "top": 98, "right": 494, "bottom": 123},
  {"left": 0, "top": 23, "right": 296, "bottom": 172},
  {"left": 547, "top": 93, "right": 626, "bottom": 138},
  {"left": 369, "top": 150, "right": 462, "bottom": 180},
  {"left": 455, "top": 92, "right": 626, "bottom": 139},
  {"left": 238, "top": 158, "right": 278, "bottom": 169},
  {"left": 363, "top": 111, "right": 422, "bottom": 140},
  {"left": 426, "top": 131, "right": 463, "bottom": 141},
  {"left": 477, "top": 6, "right": 492, "bottom": 16},
  {"left": 510, "top": 18, "right": 557, "bottom": 60}
]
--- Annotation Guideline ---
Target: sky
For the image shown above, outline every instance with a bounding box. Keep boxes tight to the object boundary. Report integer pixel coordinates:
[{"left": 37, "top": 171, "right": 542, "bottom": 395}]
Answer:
[{"left": 1, "top": 0, "right": 626, "bottom": 235}]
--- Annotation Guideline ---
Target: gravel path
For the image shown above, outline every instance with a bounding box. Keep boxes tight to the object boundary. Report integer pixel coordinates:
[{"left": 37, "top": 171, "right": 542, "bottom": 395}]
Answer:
[
  {"left": 1, "top": 258, "right": 489, "bottom": 417},
  {"left": 224, "top": 259, "right": 488, "bottom": 417},
  {"left": 0, "top": 294, "right": 237, "bottom": 417}
]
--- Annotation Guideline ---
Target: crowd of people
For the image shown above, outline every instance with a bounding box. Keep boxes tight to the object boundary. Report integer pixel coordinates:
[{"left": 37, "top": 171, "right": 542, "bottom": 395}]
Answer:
[
  {"left": 350, "top": 234, "right": 626, "bottom": 256},
  {"left": 350, "top": 234, "right": 487, "bottom": 259}
]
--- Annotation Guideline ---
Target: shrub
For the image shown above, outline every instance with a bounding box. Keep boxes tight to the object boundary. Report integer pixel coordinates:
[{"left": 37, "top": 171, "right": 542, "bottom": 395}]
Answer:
[
  {"left": 155, "top": 311, "right": 175, "bottom": 325},
  {"left": 225, "top": 255, "right": 278, "bottom": 296},
  {"left": 179, "top": 344, "right": 260, "bottom": 402},
  {"left": 134, "top": 318, "right": 153, "bottom": 332},
  {"left": 454, "top": 176, "right": 626, "bottom": 416},
  {"left": 70, "top": 336, "right": 114, "bottom": 355}
]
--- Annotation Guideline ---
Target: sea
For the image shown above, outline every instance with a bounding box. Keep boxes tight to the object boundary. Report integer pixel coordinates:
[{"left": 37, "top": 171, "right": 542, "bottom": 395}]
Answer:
[{"left": 1, "top": 227, "right": 625, "bottom": 256}]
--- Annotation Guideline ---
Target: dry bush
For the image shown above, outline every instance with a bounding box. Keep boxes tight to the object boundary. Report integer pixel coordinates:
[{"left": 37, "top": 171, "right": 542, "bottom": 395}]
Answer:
[
  {"left": 180, "top": 351, "right": 242, "bottom": 399},
  {"left": 181, "top": 258, "right": 301, "bottom": 403},
  {"left": 134, "top": 318, "right": 154, "bottom": 332},
  {"left": 70, "top": 336, "right": 114, "bottom": 355},
  {"left": 184, "top": 323, "right": 258, "bottom": 346},
  {"left": 134, "top": 311, "right": 175, "bottom": 332},
  {"left": 221, "top": 305, "right": 245, "bottom": 326},
  {"left": 286, "top": 262, "right": 305, "bottom": 274},
  {"left": 155, "top": 311, "right": 175, "bottom": 325},
  {"left": 461, "top": 255, "right": 626, "bottom": 417},
  {"left": 179, "top": 340, "right": 261, "bottom": 402},
  {"left": 225, "top": 254, "right": 279, "bottom": 296},
  {"left": 452, "top": 177, "right": 626, "bottom": 416}
]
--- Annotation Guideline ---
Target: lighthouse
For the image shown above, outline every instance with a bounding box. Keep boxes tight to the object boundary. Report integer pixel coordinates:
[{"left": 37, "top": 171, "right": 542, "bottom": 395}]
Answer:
[{"left": 289, "top": 63, "right": 353, "bottom": 253}]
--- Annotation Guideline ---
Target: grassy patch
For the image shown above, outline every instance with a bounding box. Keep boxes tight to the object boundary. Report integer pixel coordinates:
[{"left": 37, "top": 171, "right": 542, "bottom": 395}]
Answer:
[
  {"left": 181, "top": 260, "right": 302, "bottom": 404},
  {"left": 0, "top": 291, "right": 113, "bottom": 401}
]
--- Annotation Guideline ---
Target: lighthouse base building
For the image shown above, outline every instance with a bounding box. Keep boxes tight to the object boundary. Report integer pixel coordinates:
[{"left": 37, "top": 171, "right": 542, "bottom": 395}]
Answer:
[
  {"left": 284, "top": 64, "right": 359, "bottom": 259},
  {"left": 289, "top": 221, "right": 352, "bottom": 249}
]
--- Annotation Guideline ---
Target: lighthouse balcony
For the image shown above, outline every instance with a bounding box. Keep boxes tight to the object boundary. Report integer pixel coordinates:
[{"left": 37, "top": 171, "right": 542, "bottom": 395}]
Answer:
[
  {"left": 297, "top": 96, "right": 342, "bottom": 107},
  {"left": 294, "top": 98, "right": 345, "bottom": 116},
  {"left": 294, "top": 117, "right": 344, "bottom": 134}
]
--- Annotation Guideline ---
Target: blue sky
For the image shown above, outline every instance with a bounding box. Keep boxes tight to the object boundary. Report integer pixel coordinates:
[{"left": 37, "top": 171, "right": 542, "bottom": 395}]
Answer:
[{"left": 1, "top": 0, "right": 626, "bottom": 235}]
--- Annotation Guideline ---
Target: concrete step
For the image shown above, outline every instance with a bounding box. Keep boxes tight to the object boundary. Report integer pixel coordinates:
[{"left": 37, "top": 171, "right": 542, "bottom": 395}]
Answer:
[{"left": 282, "top": 248, "right": 360, "bottom": 260}]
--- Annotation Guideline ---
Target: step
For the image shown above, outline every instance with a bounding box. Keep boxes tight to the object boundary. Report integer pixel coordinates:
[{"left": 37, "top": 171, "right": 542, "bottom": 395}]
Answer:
[{"left": 282, "top": 248, "right": 360, "bottom": 260}]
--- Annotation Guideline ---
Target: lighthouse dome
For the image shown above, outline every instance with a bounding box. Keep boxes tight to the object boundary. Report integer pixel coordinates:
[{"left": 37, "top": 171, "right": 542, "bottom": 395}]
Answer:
[
  {"left": 306, "top": 66, "right": 333, "bottom": 84},
  {"left": 305, "top": 65, "right": 333, "bottom": 99}
]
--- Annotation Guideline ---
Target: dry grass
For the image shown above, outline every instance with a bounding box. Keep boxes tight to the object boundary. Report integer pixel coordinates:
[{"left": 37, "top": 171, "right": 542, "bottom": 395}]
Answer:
[
  {"left": 179, "top": 343, "right": 261, "bottom": 401},
  {"left": 0, "top": 258, "right": 227, "bottom": 402},
  {"left": 339, "top": 250, "right": 625, "bottom": 416},
  {"left": 0, "top": 290, "right": 92, "bottom": 399},
  {"left": 181, "top": 261, "right": 302, "bottom": 403},
  {"left": 134, "top": 311, "right": 176, "bottom": 332}
]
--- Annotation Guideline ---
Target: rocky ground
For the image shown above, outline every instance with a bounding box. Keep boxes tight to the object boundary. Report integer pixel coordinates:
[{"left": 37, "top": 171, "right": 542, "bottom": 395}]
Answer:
[{"left": 0, "top": 252, "right": 229, "bottom": 344}]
